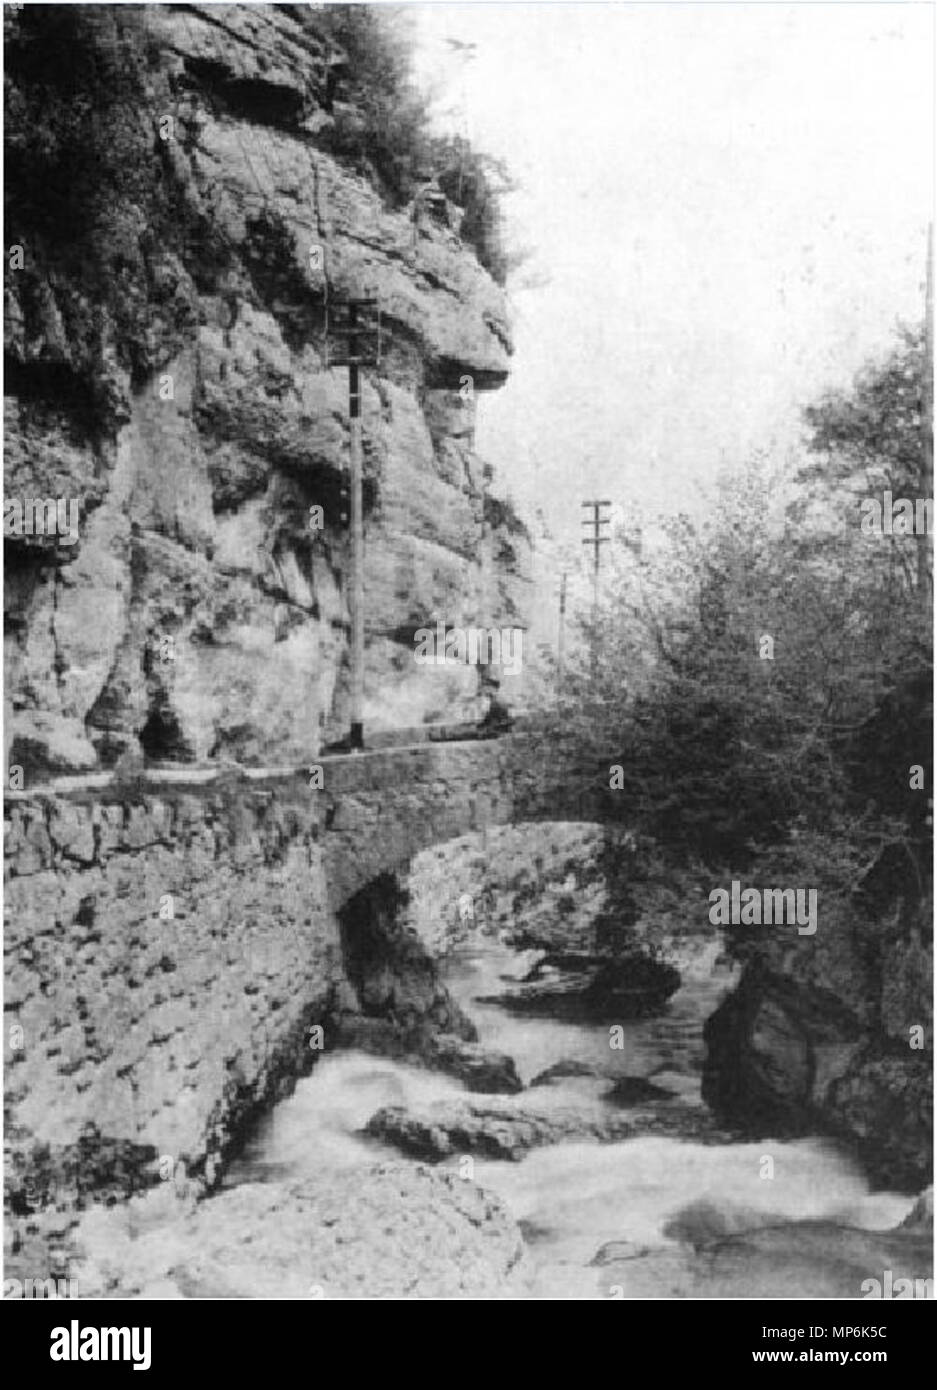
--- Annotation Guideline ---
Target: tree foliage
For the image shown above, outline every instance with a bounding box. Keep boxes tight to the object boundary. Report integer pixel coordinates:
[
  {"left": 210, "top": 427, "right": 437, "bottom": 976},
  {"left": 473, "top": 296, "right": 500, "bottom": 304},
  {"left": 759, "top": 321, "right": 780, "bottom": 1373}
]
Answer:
[{"left": 550, "top": 327, "right": 932, "bottom": 891}]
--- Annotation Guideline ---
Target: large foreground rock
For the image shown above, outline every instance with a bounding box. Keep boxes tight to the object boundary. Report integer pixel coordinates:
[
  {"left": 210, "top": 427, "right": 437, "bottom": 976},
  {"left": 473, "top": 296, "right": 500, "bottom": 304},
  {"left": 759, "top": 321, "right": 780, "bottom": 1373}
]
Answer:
[{"left": 72, "top": 1165, "right": 526, "bottom": 1299}]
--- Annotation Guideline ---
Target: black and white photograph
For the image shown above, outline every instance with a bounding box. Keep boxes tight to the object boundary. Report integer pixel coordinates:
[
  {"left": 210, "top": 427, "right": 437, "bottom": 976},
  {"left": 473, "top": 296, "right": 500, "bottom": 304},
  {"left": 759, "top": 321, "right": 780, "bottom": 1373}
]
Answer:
[{"left": 2, "top": 0, "right": 933, "bottom": 1327}]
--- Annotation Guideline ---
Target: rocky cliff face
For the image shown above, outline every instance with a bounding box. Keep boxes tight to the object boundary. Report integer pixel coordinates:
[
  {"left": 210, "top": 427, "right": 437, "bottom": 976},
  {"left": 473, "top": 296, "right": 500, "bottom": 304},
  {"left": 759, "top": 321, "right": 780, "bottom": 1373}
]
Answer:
[
  {"left": 4, "top": 3, "right": 531, "bottom": 776},
  {"left": 703, "top": 857, "right": 931, "bottom": 1190}
]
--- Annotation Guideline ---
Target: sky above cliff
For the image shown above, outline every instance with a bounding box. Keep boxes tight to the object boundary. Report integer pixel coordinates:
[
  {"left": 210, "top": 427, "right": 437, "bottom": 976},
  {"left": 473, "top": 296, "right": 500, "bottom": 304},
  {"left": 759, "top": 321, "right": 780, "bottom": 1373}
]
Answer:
[{"left": 413, "top": 0, "right": 933, "bottom": 551}]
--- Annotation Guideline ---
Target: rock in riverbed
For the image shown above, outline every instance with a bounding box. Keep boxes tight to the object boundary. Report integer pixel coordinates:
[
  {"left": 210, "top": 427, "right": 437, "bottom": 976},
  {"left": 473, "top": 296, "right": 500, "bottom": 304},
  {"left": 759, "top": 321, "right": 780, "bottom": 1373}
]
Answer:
[
  {"left": 366, "top": 1097, "right": 732, "bottom": 1162},
  {"left": 478, "top": 952, "right": 681, "bottom": 1021},
  {"left": 592, "top": 1212, "right": 933, "bottom": 1300},
  {"left": 604, "top": 1076, "right": 678, "bottom": 1106},
  {"left": 73, "top": 1165, "right": 527, "bottom": 1299},
  {"left": 424, "top": 1033, "right": 523, "bottom": 1093},
  {"left": 591, "top": 1239, "right": 654, "bottom": 1265},
  {"left": 900, "top": 1186, "right": 933, "bottom": 1231},
  {"left": 528, "top": 1064, "right": 678, "bottom": 1106},
  {"left": 332, "top": 1020, "right": 522, "bottom": 1094},
  {"left": 529, "top": 1060, "right": 608, "bottom": 1087}
]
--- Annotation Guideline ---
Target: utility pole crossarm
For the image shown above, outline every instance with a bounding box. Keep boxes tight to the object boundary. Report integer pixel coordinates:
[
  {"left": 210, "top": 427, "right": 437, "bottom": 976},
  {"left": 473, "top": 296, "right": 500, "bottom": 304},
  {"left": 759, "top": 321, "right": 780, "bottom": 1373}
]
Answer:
[
  {"left": 580, "top": 499, "right": 612, "bottom": 676},
  {"left": 581, "top": 499, "right": 612, "bottom": 570}
]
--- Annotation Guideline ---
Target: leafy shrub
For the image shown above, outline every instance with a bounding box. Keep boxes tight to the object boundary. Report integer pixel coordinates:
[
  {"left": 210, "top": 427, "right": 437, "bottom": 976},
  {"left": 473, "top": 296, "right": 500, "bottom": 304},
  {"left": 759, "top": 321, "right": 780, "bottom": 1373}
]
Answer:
[{"left": 543, "top": 326, "right": 931, "bottom": 887}]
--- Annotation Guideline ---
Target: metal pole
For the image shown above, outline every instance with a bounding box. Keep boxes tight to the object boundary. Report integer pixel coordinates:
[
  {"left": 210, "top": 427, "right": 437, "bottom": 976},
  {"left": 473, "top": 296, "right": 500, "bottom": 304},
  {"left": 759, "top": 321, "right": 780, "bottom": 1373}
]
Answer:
[{"left": 348, "top": 304, "right": 364, "bottom": 749}]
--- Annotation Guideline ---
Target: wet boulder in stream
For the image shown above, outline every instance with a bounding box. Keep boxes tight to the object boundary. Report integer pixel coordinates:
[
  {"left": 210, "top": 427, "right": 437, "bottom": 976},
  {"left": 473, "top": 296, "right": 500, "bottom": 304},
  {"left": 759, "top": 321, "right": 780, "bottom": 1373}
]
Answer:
[
  {"left": 366, "top": 1095, "right": 731, "bottom": 1162},
  {"left": 477, "top": 950, "right": 681, "bottom": 1021}
]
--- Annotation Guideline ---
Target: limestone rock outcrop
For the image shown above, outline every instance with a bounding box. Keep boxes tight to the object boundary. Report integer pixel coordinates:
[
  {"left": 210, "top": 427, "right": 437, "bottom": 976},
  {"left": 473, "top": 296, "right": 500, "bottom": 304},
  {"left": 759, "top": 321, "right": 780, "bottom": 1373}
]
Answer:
[{"left": 4, "top": 3, "right": 531, "bottom": 777}]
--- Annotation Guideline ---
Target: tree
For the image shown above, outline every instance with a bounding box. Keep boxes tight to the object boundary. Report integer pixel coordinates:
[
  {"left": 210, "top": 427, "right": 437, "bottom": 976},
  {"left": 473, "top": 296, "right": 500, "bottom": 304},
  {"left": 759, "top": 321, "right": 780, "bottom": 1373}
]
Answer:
[{"left": 544, "top": 323, "right": 931, "bottom": 870}]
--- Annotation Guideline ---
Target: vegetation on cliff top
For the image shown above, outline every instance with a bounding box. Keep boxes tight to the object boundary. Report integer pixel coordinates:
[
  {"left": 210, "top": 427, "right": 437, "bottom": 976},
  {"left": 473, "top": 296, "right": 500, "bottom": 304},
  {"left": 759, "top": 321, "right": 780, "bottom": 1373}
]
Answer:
[
  {"left": 308, "top": 3, "right": 518, "bottom": 284},
  {"left": 3, "top": 1, "right": 517, "bottom": 447}
]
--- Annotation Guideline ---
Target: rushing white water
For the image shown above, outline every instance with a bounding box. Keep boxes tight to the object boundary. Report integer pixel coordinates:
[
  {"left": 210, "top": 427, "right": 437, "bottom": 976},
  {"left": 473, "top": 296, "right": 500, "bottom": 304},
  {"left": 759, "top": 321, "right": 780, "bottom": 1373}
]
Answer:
[{"left": 227, "top": 937, "right": 917, "bottom": 1298}]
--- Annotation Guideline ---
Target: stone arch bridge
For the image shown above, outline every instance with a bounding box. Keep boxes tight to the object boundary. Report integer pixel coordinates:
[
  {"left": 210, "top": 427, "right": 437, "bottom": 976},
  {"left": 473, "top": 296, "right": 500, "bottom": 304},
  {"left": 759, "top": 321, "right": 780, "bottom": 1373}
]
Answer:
[
  {"left": 318, "top": 731, "right": 617, "bottom": 908},
  {"left": 4, "top": 730, "right": 621, "bottom": 1211}
]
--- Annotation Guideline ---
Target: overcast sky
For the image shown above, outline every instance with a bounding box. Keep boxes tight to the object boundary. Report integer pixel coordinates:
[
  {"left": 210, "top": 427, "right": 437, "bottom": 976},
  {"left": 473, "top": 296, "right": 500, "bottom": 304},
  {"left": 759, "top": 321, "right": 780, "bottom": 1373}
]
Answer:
[{"left": 413, "top": 1, "right": 933, "bottom": 546}]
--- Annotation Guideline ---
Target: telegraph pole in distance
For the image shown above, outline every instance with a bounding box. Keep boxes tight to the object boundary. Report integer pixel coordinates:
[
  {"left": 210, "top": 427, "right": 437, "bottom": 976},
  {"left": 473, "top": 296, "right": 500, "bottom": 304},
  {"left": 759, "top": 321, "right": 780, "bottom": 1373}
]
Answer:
[
  {"left": 325, "top": 294, "right": 381, "bottom": 750},
  {"left": 581, "top": 499, "right": 611, "bottom": 672},
  {"left": 556, "top": 569, "right": 567, "bottom": 702}
]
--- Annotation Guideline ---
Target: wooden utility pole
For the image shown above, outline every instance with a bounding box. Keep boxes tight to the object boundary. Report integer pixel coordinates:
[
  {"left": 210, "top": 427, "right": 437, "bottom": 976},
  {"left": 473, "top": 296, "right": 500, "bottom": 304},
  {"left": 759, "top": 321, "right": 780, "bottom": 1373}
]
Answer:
[
  {"left": 921, "top": 222, "right": 933, "bottom": 598},
  {"left": 325, "top": 295, "right": 381, "bottom": 749},
  {"left": 581, "top": 500, "right": 611, "bottom": 670},
  {"left": 556, "top": 569, "right": 567, "bottom": 700}
]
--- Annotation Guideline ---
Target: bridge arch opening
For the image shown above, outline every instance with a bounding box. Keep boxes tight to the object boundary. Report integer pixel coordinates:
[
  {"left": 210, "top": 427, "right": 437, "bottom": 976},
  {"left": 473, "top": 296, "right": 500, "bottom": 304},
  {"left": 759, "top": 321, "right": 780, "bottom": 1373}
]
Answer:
[{"left": 329, "top": 819, "right": 702, "bottom": 1082}]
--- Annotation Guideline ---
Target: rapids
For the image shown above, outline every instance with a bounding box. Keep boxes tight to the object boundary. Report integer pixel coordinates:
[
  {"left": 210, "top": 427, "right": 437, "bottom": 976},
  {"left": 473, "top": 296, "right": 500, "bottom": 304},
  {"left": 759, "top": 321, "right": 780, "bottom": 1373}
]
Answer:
[{"left": 226, "top": 937, "right": 917, "bottom": 1298}]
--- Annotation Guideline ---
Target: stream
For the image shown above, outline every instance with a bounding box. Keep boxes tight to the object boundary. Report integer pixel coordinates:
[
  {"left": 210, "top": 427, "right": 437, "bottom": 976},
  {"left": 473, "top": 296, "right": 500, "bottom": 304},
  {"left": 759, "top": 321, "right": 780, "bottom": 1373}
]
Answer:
[{"left": 225, "top": 935, "right": 917, "bottom": 1298}]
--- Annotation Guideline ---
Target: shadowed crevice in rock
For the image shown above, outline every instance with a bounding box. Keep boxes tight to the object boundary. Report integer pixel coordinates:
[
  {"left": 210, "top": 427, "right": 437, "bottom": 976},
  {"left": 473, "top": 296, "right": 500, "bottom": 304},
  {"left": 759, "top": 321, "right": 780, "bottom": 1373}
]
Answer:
[
  {"left": 332, "top": 870, "right": 526, "bottom": 1093},
  {"left": 139, "top": 703, "right": 196, "bottom": 764},
  {"left": 3, "top": 357, "right": 102, "bottom": 442},
  {"left": 336, "top": 871, "right": 472, "bottom": 1039},
  {"left": 183, "top": 58, "right": 309, "bottom": 131}
]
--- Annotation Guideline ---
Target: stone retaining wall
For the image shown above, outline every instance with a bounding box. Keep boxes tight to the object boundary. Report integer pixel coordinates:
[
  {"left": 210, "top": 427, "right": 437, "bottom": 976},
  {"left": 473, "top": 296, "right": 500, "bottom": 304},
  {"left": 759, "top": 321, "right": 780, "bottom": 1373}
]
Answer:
[{"left": 4, "top": 736, "right": 616, "bottom": 1217}]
